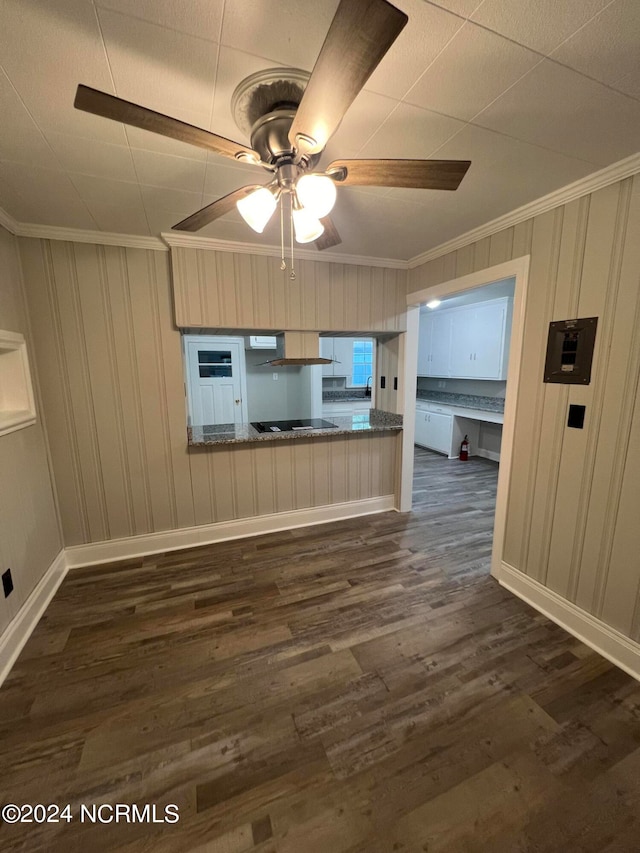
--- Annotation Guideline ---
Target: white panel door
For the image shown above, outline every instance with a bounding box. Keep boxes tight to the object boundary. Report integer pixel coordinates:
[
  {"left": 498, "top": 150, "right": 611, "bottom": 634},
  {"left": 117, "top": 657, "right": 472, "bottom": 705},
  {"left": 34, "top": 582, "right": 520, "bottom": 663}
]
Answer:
[{"left": 184, "top": 337, "right": 247, "bottom": 426}]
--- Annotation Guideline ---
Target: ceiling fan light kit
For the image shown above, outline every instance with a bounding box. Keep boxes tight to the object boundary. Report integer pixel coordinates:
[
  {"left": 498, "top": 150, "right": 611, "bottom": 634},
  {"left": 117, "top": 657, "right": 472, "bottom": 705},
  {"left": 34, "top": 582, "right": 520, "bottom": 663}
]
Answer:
[
  {"left": 291, "top": 198, "right": 325, "bottom": 243},
  {"left": 74, "top": 0, "right": 471, "bottom": 256},
  {"left": 236, "top": 186, "right": 279, "bottom": 233},
  {"left": 296, "top": 173, "right": 337, "bottom": 219}
]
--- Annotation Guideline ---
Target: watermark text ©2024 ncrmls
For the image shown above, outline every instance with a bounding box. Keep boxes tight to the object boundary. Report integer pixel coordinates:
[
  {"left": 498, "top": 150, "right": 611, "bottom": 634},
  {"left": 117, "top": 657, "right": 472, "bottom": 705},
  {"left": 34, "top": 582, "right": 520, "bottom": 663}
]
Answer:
[{"left": 1, "top": 803, "right": 180, "bottom": 824}]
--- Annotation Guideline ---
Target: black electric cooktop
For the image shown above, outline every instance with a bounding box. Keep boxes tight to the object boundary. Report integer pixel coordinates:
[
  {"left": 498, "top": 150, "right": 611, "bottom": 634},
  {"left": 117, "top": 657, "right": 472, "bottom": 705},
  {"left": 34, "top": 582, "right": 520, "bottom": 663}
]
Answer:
[{"left": 251, "top": 418, "right": 338, "bottom": 433}]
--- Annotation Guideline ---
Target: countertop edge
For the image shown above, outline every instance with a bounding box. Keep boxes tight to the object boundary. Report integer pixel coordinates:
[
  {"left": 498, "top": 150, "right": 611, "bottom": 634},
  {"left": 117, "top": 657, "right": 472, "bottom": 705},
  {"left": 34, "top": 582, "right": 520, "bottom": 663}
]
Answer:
[
  {"left": 416, "top": 399, "right": 504, "bottom": 419},
  {"left": 188, "top": 417, "right": 403, "bottom": 447}
]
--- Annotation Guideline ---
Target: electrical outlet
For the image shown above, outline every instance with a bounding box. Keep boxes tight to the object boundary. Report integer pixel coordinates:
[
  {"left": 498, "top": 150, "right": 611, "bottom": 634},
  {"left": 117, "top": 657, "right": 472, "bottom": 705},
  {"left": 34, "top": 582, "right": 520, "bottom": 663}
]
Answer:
[
  {"left": 2, "top": 568, "right": 13, "bottom": 598},
  {"left": 272, "top": 372, "right": 278, "bottom": 380}
]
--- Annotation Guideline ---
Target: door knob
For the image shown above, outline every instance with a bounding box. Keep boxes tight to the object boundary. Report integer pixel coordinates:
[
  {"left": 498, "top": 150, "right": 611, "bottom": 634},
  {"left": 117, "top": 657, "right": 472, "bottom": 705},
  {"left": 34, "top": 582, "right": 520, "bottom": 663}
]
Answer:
[{"left": 235, "top": 399, "right": 241, "bottom": 404}]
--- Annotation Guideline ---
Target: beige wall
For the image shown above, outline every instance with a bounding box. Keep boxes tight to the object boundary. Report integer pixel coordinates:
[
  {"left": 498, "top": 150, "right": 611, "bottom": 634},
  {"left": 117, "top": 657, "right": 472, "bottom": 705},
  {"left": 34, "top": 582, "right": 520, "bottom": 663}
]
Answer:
[
  {"left": 376, "top": 335, "right": 402, "bottom": 414},
  {"left": 172, "top": 247, "right": 407, "bottom": 332},
  {"left": 409, "top": 174, "right": 640, "bottom": 641},
  {"left": 0, "top": 227, "right": 61, "bottom": 635},
  {"left": 20, "top": 240, "right": 403, "bottom": 547}
]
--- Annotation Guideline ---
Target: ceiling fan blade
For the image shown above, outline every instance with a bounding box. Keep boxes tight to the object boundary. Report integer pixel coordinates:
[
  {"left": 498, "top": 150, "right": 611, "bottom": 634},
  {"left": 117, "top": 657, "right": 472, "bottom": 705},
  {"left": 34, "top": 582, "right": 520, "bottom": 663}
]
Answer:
[
  {"left": 314, "top": 217, "right": 342, "bottom": 251},
  {"left": 74, "top": 85, "right": 261, "bottom": 165},
  {"left": 172, "top": 185, "right": 263, "bottom": 232},
  {"left": 289, "top": 0, "right": 407, "bottom": 157},
  {"left": 327, "top": 159, "right": 472, "bottom": 190}
]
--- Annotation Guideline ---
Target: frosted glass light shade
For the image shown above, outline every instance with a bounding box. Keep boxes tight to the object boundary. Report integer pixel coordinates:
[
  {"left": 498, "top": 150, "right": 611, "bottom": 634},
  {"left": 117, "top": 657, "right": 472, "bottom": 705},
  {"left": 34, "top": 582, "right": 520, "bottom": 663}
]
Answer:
[
  {"left": 295, "top": 174, "right": 337, "bottom": 218},
  {"left": 292, "top": 206, "right": 324, "bottom": 243},
  {"left": 236, "top": 187, "right": 277, "bottom": 233}
]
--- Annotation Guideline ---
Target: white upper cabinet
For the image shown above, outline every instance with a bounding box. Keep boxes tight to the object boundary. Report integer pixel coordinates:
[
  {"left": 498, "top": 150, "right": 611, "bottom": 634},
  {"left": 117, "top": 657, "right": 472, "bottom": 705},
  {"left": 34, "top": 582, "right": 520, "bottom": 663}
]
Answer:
[
  {"left": 417, "top": 297, "right": 512, "bottom": 380},
  {"left": 322, "top": 337, "right": 362, "bottom": 382},
  {"left": 332, "top": 338, "right": 354, "bottom": 379},
  {"left": 431, "top": 313, "right": 453, "bottom": 377},
  {"left": 417, "top": 313, "right": 452, "bottom": 376},
  {"left": 245, "top": 335, "right": 277, "bottom": 349},
  {"left": 320, "top": 337, "right": 334, "bottom": 376}
]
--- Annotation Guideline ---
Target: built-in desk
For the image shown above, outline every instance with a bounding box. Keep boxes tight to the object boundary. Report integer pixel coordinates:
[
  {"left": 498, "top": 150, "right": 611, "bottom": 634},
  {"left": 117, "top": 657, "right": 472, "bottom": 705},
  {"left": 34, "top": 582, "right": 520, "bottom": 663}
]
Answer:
[{"left": 415, "top": 396, "right": 504, "bottom": 459}]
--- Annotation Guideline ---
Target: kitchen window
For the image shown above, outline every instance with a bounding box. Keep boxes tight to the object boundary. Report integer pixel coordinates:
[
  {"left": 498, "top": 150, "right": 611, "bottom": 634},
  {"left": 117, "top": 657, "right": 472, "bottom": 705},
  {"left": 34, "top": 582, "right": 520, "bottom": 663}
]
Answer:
[{"left": 351, "top": 340, "right": 373, "bottom": 387}]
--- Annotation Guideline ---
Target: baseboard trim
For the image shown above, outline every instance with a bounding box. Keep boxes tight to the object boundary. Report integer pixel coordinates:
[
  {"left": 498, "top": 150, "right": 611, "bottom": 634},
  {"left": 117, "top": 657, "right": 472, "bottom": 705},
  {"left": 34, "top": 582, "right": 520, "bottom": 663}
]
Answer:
[
  {"left": 65, "top": 496, "right": 396, "bottom": 568},
  {"left": 476, "top": 448, "right": 501, "bottom": 462},
  {"left": 499, "top": 562, "right": 640, "bottom": 682},
  {"left": 0, "top": 549, "right": 68, "bottom": 687}
]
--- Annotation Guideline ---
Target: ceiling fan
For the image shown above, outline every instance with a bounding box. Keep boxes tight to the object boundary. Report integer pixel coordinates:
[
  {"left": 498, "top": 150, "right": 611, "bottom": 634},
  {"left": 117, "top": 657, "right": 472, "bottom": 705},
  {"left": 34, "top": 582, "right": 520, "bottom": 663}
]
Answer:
[{"left": 74, "top": 0, "right": 470, "bottom": 252}]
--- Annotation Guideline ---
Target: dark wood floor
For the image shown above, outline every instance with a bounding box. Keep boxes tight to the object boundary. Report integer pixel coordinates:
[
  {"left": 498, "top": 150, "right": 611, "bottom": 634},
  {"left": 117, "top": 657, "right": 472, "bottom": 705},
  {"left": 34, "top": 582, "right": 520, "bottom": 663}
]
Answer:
[{"left": 2, "top": 448, "right": 640, "bottom": 852}]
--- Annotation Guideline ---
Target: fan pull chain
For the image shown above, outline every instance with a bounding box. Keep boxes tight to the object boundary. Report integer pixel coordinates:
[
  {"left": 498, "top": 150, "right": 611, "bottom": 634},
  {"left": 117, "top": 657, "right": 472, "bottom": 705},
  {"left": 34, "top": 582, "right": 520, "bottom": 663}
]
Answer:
[
  {"left": 279, "top": 199, "right": 286, "bottom": 271},
  {"left": 289, "top": 194, "right": 296, "bottom": 281}
]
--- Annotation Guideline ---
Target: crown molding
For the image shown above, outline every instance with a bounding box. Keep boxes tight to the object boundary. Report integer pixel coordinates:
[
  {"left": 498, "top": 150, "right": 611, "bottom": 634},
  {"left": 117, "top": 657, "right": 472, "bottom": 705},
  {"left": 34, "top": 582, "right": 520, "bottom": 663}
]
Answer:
[
  {"left": 161, "top": 232, "right": 408, "bottom": 270},
  {"left": 4, "top": 151, "right": 638, "bottom": 265},
  {"left": 14, "top": 222, "right": 167, "bottom": 251},
  {"left": 0, "top": 206, "right": 19, "bottom": 235},
  {"left": 408, "top": 151, "right": 640, "bottom": 269}
]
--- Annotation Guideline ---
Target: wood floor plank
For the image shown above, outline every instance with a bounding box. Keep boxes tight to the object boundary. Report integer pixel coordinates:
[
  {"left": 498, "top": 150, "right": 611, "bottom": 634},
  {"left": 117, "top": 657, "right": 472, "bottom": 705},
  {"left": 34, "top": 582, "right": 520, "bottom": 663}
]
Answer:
[{"left": 2, "top": 449, "right": 640, "bottom": 851}]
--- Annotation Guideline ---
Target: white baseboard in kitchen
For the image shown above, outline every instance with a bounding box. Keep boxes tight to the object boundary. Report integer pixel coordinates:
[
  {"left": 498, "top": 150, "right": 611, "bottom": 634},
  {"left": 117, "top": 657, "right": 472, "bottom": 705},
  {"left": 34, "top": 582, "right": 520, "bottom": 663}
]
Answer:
[
  {"left": 476, "top": 448, "right": 501, "bottom": 462},
  {"left": 65, "top": 496, "right": 396, "bottom": 569},
  {"left": 498, "top": 561, "right": 640, "bottom": 683},
  {"left": 0, "top": 549, "right": 67, "bottom": 687}
]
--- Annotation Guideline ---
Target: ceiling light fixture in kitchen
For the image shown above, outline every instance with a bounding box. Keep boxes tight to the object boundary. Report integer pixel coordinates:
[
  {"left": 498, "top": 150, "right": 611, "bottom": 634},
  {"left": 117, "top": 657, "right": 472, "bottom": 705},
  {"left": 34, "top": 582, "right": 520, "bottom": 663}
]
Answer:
[{"left": 427, "top": 299, "right": 442, "bottom": 309}]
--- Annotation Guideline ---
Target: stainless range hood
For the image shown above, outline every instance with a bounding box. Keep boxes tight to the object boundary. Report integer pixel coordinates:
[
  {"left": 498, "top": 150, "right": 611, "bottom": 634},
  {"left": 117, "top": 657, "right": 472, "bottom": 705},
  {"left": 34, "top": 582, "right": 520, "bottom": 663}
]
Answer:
[{"left": 264, "top": 332, "right": 332, "bottom": 366}]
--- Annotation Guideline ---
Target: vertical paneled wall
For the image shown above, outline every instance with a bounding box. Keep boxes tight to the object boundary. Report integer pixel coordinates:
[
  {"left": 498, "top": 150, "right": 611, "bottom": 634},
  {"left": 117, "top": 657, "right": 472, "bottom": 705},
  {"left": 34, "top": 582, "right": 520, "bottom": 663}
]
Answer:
[
  {"left": 20, "top": 240, "right": 404, "bottom": 547},
  {"left": 172, "top": 248, "right": 407, "bottom": 332},
  {"left": 0, "top": 227, "right": 61, "bottom": 635},
  {"left": 376, "top": 336, "right": 401, "bottom": 414},
  {"left": 408, "top": 174, "right": 640, "bottom": 641}
]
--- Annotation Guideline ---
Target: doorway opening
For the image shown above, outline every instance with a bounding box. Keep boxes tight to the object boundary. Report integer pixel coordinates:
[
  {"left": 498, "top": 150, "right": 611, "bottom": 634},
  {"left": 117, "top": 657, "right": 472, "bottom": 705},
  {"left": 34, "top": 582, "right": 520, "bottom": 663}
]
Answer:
[{"left": 401, "top": 256, "right": 530, "bottom": 579}]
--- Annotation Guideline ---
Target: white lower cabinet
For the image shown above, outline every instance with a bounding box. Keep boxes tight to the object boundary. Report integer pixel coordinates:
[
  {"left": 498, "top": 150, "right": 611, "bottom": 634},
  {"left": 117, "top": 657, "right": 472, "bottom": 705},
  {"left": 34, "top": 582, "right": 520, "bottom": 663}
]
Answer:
[
  {"left": 414, "top": 403, "right": 498, "bottom": 459},
  {"left": 322, "top": 400, "right": 372, "bottom": 419},
  {"left": 414, "top": 407, "right": 452, "bottom": 455}
]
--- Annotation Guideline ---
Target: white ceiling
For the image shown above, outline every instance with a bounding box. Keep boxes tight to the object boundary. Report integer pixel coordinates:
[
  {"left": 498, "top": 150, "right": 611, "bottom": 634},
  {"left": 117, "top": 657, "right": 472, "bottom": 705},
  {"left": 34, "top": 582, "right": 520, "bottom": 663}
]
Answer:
[
  {"left": 419, "top": 275, "right": 515, "bottom": 310},
  {"left": 0, "top": 0, "right": 639, "bottom": 260}
]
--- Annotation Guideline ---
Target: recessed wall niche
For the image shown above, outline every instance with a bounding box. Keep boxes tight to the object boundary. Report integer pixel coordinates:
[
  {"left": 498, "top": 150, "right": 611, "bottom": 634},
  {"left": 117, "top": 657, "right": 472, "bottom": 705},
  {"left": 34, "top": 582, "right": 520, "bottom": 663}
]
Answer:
[{"left": 0, "top": 330, "right": 36, "bottom": 437}]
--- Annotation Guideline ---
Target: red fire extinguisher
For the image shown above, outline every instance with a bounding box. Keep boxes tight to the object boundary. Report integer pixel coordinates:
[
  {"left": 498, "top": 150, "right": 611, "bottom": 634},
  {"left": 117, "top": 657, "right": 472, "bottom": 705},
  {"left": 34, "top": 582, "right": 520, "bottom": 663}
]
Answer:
[{"left": 459, "top": 435, "right": 469, "bottom": 461}]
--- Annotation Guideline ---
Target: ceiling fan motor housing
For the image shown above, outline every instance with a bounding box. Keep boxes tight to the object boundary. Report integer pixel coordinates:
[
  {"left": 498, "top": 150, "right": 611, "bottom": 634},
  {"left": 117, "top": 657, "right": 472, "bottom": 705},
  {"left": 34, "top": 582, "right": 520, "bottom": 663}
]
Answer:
[{"left": 250, "top": 110, "right": 320, "bottom": 176}]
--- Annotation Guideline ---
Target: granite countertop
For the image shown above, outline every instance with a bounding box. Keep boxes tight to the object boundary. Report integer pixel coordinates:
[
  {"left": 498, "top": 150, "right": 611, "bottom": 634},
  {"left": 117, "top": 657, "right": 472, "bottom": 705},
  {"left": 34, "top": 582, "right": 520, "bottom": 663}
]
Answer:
[
  {"left": 188, "top": 409, "right": 402, "bottom": 447},
  {"left": 416, "top": 391, "right": 505, "bottom": 414},
  {"left": 322, "top": 396, "right": 372, "bottom": 404},
  {"left": 322, "top": 391, "right": 372, "bottom": 403}
]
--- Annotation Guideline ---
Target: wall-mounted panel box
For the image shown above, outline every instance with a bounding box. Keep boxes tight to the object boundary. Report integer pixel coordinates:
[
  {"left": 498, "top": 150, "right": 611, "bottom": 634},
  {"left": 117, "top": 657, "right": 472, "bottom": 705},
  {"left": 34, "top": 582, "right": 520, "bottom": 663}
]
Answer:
[
  {"left": 0, "top": 330, "right": 36, "bottom": 437},
  {"left": 543, "top": 317, "right": 598, "bottom": 384}
]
